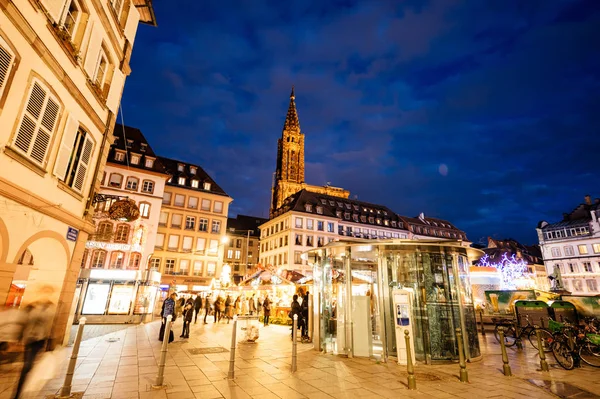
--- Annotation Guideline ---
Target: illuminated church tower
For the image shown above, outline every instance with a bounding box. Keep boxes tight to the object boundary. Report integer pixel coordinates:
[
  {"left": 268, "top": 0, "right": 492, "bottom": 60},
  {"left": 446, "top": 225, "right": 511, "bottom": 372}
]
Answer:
[{"left": 270, "top": 88, "right": 349, "bottom": 217}]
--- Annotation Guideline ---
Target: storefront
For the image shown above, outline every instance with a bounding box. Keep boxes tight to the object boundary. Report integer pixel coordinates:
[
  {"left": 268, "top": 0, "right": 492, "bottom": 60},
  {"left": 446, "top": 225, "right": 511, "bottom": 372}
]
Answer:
[
  {"left": 74, "top": 269, "right": 161, "bottom": 324},
  {"left": 306, "top": 240, "right": 483, "bottom": 364}
]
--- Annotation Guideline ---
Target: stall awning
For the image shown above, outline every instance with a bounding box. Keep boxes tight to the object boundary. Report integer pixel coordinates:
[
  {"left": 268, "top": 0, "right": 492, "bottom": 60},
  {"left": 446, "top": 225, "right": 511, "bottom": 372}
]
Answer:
[{"left": 239, "top": 270, "right": 295, "bottom": 287}]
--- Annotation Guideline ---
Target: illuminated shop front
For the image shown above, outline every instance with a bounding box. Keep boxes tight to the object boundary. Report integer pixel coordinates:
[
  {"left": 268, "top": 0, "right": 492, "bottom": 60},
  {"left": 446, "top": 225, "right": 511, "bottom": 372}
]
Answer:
[
  {"left": 307, "top": 240, "right": 483, "bottom": 364},
  {"left": 74, "top": 269, "right": 161, "bottom": 324}
]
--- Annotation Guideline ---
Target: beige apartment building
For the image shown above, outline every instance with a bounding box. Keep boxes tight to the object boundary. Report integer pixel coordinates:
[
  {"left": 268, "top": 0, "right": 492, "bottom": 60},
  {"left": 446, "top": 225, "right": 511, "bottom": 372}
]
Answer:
[
  {"left": 224, "top": 214, "right": 268, "bottom": 283},
  {"left": 0, "top": 0, "right": 155, "bottom": 343},
  {"left": 151, "top": 157, "right": 232, "bottom": 292}
]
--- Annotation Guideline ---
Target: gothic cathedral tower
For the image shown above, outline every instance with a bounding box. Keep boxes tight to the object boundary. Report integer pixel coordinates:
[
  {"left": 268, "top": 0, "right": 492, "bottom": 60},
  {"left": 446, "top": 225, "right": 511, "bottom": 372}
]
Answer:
[{"left": 270, "top": 88, "right": 305, "bottom": 216}]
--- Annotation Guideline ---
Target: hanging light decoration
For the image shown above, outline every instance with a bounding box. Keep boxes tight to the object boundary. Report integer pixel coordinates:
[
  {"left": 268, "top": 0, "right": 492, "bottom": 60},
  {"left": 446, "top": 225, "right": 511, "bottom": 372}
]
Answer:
[{"left": 477, "top": 253, "right": 529, "bottom": 290}]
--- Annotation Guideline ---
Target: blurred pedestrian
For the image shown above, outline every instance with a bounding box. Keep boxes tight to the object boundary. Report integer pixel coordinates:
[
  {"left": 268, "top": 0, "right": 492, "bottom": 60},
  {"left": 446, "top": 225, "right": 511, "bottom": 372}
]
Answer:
[
  {"left": 263, "top": 295, "right": 271, "bottom": 326},
  {"left": 181, "top": 301, "right": 193, "bottom": 338},
  {"left": 194, "top": 294, "right": 203, "bottom": 324},
  {"left": 203, "top": 293, "right": 212, "bottom": 324},
  {"left": 249, "top": 294, "right": 256, "bottom": 316},
  {"left": 224, "top": 295, "right": 233, "bottom": 324},
  {"left": 159, "top": 293, "right": 176, "bottom": 342}
]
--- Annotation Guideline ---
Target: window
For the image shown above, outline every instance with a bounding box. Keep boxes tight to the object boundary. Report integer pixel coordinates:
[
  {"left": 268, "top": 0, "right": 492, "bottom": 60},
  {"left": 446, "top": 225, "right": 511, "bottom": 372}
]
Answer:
[
  {"left": 178, "top": 177, "right": 186, "bottom": 185},
  {"left": 593, "top": 244, "right": 600, "bottom": 254},
  {"left": 317, "top": 221, "right": 324, "bottom": 231},
  {"left": 142, "top": 180, "right": 154, "bottom": 193},
  {"left": 196, "top": 237, "right": 206, "bottom": 254},
  {"left": 295, "top": 218, "right": 303, "bottom": 228},
  {"left": 149, "top": 258, "right": 160, "bottom": 271},
  {"left": 114, "top": 224, "right": 129, "bottom": 242},
  {"left": 13, "top": 80, "right": 60, "bottom": 165},
  {"left": 305, "top": 204, "right": 312, "bottom": 212},
  {"left": 201, "top": 199, "right": 211, "bottom": 211},
  {"left": 189, "top": 166, "right": 197, "bottom": 175},
  {"left": 569, "top": 263, "right": 577, "bottom": 273},
  {"left": 93, "top": 49, "right": 108, "bottom": 88},
  {"left": 155, "top": 233, "right": 165, "bottom": 249},
  {"left": 162, "top": 192, "right": 172, "bottom": 205},
  {"left": 96, "top": 221, "right": 113, "bottom": 241},
  {"left": 316, "top": 206, "right": 323, "bottom": 215},
  {"left": 284, "top": 235, "right": 288, "bottom": 246},
  {"left": 191, "top": 180, "right": 199, "bottom": 188},
  {"left": 128, "top": 253, "right": 141, "bottom": 269},
  {"left": 235, "top": 250, "right": 241, "bottom": 260},
  {"left": 199, "top": 218, "right": 208, "bottom": 232},
  {"left": 583, "top": 262, "right": 593, "bottom": 272},
  {"left": 174, "top": 194, "right": 185, "bottom": 206},
  {"left": 236, "top": 239, "right": 242, "bottom": 248},
  {"left": 214, "top": 201, "right": 223, "bottom": 213},
  {"left": 182, "top": 236, "right": 193, "bottom": 252},
  {"left": 211, "top": 220, "right": 221, "bottom": 233},
  {"left": 327, "top": 222, "right": 334, "bottom": 233},
  {"left": 55, "top": 125, "right": 94, "bottom": 193},
  {"left": 179, "top": 259, "right": 190, "bottom": 275},
  {"left": 227, "top": 249, "right": 233, "bottom": 259},
  {"left": 294, "top": 251, "right": 302, "bottom": 264},
  {"left": 177, "top": 163, "right": 184, "bottom": 172},
  {"left": 171, "top": 214, "right": 182, "bottom": 228},
  {"left": 207, "top": 262, "right": 216, "bottom": 277},
  {"left": 145, "top": 158, "right": 154, "bottom": 168},
  {"left": 109, "top": 251, "right": 125, "bottom": 269},
  {"left": 306, "top": 236, "right": 314, "bottom": 247},
  {"left": 573, "top": 279, "right": 583, "bottom": 292},
  {"left": 208, "top": 240, "right": 219, "bottom": 255},
  {"left": 110, "top": 0, "right": 124, "bottom": 16},
  {"left": 159, "top": 211, "right": 168, "bottom": 226},
  {"left": 130, "top": 154, "right": 140, "bottom": 165},
  {"left": 0, "top": 37, "right": 16, "bottom": 101},
  {"left": 108, "top": 173, "right": 122, "bottom": 188},
  {"left": 564, "top": 246, "right": 574, "bottom": 256},
  {"left": 307, "top": 219, "right": 314, "bottom": 230},
  {"left": 185, "top": 216, "right": 195, "bottom": 230},
  {"left": 188, "top": 197, "right": 198, "bottom": 209},
  {"left": 168, "top": 235, "right": 180, "bottom": 251},
  {"left": 165, "top": 259, "right": 175, "bottom": 275},
  {"left": 193, "top": 260, "right": 203, "bottom": 276},
  {"left": 295, "top": 234, "right": 302, "bottom": 246},
  {"left": 126, "top": 177, "right": 139, "bottom": 190},
  {"left": 578, "top": 245, "right": 588, "bottom": 255},
  {"left": 586, "top": 279, "right": 598, "bottom": 292},
  {"left": 551, "top": 247, "right": 560, "bottom": 257},
  {"left": 91, "top": 250, "right": 106, "bottom": 268},
  {"left": 204, "top": 182, "right": 211, "bottom": 191}
]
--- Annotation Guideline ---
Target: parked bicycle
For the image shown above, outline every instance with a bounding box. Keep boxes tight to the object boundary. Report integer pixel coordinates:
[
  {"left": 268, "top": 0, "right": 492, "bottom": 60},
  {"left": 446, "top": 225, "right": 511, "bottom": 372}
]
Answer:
[
  {"left": 493, "top": 314, "right": 553, "bottom": 352},
  {"left": 550, "top": 318, "right": 600, "bottom": 370}
]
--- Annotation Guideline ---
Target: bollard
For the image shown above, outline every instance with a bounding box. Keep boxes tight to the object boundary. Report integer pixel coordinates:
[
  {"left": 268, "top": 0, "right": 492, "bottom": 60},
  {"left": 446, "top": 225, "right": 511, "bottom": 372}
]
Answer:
[
  {"left": 227, "top": 316, "right": 238, "bottom": 379},
  {"left": 404, "top": 330, "right": 416, "bottom": 390},
  {"left": 535, "top": 326, "right": 549, "bottom": 372},
  {"left": 57, "top": 317, "right": 87, "bottom": 398},
  {"left": 153, "top": 315, "right": 172, "bottom": 388},
  {"left": 479, "top": 310, "right": 486, "bottom": 336},
  {"left": 498, "top": 327, "right": 512, "bottom": 377},
  {"left": 456, "top": 328, "right": 469, "bottom": 383},
  {"left": 292, "top": 314, "right": 298, "bottom": 372}
]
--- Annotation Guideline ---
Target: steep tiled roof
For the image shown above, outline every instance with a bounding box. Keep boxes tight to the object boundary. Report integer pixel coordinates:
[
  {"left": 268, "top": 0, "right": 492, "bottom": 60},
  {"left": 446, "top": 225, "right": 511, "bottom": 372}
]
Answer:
[
  {"left": 400, "top": 213, "right": 467, "bottom": 240},
  {"left": 109, "top": 124, "right": 168, "bottom": 175},
  {"left": 483, "top": 238, "right": 543, "bottom": 265},
  {"left": 158, "top": 156, "right": 230, "bottom": 197},
  {"left": 538, "top": 195, "right": 600, "bottom": 230}
]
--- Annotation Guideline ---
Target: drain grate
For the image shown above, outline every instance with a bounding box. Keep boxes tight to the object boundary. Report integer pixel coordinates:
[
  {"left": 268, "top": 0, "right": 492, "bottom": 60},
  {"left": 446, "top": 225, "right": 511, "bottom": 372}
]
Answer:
[{"left": 187, "top": 347, "right": 229, "bottom": 355}]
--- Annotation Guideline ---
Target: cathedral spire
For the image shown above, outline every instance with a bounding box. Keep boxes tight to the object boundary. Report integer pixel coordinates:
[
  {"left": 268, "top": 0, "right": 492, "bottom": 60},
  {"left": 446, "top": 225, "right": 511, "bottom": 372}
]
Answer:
[{"left": 283, "top": 86, "right": 300, "bottom": 131}]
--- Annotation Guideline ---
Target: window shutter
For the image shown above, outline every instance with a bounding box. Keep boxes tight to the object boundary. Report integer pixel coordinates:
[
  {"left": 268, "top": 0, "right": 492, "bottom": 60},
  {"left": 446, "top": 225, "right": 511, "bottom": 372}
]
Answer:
[
  {"left": 41, "top": 0, "right": 67, "bottom": 24},
  {"left": 83, "top": 23, "right": 103, "bottom": 78},
  {"left": 72, "top": 136, "right": 94, "bottom": 192},
  {"left": 53, "top": 115, "right": 79, "bottom": 180},
  {"left": 123, "top": 2, "right": 140, "bottom": 44},
  {"left": 106, "top": 69, "right": 125, "bottom": 112},
  {"left": 0, "top": 38, "right": 15, "bottom": 99}
]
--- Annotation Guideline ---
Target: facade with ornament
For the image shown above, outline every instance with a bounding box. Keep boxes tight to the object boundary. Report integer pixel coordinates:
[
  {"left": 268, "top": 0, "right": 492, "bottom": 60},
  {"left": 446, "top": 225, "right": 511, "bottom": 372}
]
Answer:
[
  {"left": 537, "top": 195, "right": 600, "bottom": 295},
  {"left": 75, "top": 125, "right": 169, "bottom": 323},
  {"left": 151, "top": 156, "right": 232, "bottom": 294},
  {"left": 0, "top": 0, "right": 156, "bottom": 342}
]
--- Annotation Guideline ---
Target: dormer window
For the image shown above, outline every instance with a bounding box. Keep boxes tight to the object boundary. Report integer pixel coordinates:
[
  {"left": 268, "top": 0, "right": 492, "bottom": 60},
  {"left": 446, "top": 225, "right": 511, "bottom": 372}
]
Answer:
[
  {"left": 126, "top": 139, "right": 133, "bottom": 148},
  {"left": 353, "top": 205, "right": 359, "bottom": 211},
  {"left": 345, "top": 203, "right": 351, "bottom": 210},
  {"left": 391, "top": 221, "right": 397, "bottom": 227},
  {"left": 140, "top": 143, "right": 147, "bottom": 152},
  {"left": 203, "top": 182, "right": 211, "bottom": 191},
  {"left": 177, "top": 164, "right": 184, "bottom": 172},
  {"left": 178, "top": 177, "right": 186, "bottom": 185},
  {"left": 190, "top": 166, "right": 197, "bottom": 175},
  {"left": 145, "top": 158, "right": 154, "bottom": 168},
  {"left": 321, "top": 199, "right": 327, "bottom": 204},
  {"left": 337, "top": 202, "right": 343, "bottom": 207},
  {"left": 114, "top": 151, "right": 125, "bottom": 161},
  {"left": 305, "top": 204, "right": 312, "bottom": 212},
  {"left": 336, "top": 211, "right": 342, "bottom": 218},
  {"left": 316, "top": 206, "right": 323, "bottom": 215},
  {"left": 384, "top": 220, "right": 389, "bottom": 226},
  {"left": 191, "top": 179, "right": 199, "bottom": 188},
  {"left": 329, "top": 200, "right": 335, "bottom": 206},
  {"left": 130, "top": 154, "right": 140, "bottom": 165}
]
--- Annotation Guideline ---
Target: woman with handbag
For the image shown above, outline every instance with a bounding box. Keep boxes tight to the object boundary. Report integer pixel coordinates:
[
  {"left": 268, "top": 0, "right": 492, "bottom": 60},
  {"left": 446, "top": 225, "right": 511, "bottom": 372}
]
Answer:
[{"left": 159, "top": 293, "right": 176, "bottom": 343}]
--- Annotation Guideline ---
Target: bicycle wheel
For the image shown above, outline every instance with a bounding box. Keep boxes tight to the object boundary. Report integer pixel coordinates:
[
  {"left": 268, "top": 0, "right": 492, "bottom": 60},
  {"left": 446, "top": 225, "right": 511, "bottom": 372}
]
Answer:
[
  {"left": 552, "top": 340, "right": 575, "bottom": 370},
  {"left": 528, "top": 329, "right": 553, "bottom": 352},
  {"left": 495, "top": 325, "right": 517, "bottom": 347},
  {"left": 579, "top": 342, "right": 600, "bottom": 367}
]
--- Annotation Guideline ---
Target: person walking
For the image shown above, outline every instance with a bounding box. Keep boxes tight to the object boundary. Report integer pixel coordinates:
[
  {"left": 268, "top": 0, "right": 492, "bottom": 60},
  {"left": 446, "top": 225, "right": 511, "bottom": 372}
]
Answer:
[
  {"left": 301, "top": 291, "right": 309, "bottom": 339},
  {"left": 159, "top": 293, "right": 176, "bottom": 342},
  {"left": 234, "top": 296, "right": 240, "bottom": 316},
  {"left": 203, "top": 294, "right": 211, "bottom": 324},
  {"left": 181, "top": 301, "right": 193, "bottom": 338},
  {"left": 289, "top": 295, "right": 302, "bottom": 339},
  {"left": 214, "top": 295, "right": 223, "bottom": 323},
  {"left": 224, "top": 295, "right": 233, "bottom": 324},
  {"left": 249, "top": 294, "right": 256, "bottom": 316},
  {"left": 263, "top": 295, "right": 271, "bottom": 326},
  {"left": 193, "top": 295, "right": 202, "bottom": 324}
]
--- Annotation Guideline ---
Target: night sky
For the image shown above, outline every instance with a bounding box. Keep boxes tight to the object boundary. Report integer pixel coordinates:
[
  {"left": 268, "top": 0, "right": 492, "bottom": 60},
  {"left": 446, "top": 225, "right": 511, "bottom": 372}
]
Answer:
[{"left": 120, "top": 0, "right": 600, "bottom": 246}]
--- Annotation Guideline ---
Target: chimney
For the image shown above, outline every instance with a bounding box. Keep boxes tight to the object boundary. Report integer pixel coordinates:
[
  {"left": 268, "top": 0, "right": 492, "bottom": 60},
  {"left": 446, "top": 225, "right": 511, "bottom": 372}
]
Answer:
[{"left": 585, "top": 195, "right": 592, "bottom": 205}]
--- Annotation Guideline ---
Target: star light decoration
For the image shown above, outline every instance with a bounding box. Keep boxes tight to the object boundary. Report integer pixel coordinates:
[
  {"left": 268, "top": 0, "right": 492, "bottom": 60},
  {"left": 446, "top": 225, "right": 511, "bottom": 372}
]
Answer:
[{"left": 477, "top": 253, "right": 529, "bottom": 290}]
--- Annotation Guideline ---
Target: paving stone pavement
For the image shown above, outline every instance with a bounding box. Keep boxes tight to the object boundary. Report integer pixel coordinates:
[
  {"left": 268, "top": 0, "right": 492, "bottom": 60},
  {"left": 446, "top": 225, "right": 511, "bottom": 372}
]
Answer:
[{"left": 1, "top": 318, "right": 599, "bottom": 399}]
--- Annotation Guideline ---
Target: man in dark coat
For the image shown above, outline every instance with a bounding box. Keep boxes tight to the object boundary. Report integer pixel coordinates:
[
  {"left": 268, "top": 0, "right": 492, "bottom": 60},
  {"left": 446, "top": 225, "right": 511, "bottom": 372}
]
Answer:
[{"left": 194, "top": 295, "right": 203, "bottom": 324}]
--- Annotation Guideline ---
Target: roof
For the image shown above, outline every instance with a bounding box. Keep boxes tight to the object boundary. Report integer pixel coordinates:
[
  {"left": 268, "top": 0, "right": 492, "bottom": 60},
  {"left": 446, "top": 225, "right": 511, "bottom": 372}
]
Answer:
[
  {"left": 538, "top": 195, "right": 600, "bottom": 230},
  {"left": 158, "top": 156, "right": 230, "bottom": 197},
  {"left": 272, "top": 189, "right": 409, "bottom": 232},
  {"left": 227, "top": 215, "right": 268, "bottom": 235},
  {"left": 400, "top": 214, "right": 467, "bottom": 240},
  {"left": 482, "top": 238, "right": 543, "bottom": 265},
  {"left": 132, "top": 0, "right": 157, "bottom": 26},
  {"left": 109, "top": 124, "right": 168, "bottom": 175}
]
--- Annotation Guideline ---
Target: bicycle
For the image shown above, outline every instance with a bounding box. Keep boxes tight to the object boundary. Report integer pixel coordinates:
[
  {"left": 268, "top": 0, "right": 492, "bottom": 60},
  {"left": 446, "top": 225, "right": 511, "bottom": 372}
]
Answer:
[
  {"left": 550, "top": 319, "right": 600, "bottom": 369},
  {"left": 493, "top": 314, "right": 553, "bottom": 352}
]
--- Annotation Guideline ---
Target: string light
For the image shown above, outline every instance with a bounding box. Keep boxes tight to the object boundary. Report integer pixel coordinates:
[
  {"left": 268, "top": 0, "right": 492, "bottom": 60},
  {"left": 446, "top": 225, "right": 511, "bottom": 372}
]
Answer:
[{"left": 476, "top": 253, "right": 529, "bottom": 290}]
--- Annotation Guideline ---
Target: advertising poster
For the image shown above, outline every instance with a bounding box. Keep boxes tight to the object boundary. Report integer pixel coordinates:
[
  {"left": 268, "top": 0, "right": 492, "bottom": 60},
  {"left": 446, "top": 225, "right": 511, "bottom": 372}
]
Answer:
[
  {"left": 108, "top": 284, "right": 134, "bottom": 314},
  {"left": 82, "top": 283, "right": 110, "bottom": 315},
  {"left": 134, "top": 286, "right": 158, "bottom": 314},
  {"left": 484, "top": 290, "right": 535, "bottom": 315}
]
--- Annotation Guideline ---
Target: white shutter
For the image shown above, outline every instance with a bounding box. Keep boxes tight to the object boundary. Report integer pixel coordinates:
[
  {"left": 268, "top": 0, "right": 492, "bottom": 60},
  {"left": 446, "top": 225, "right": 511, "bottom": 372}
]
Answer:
[
  {"left": 168, "top": 235, "right": 179, "bottom": 249},
  {"left": 83, "top": 22, "right": 103, "bottom": 78},
  {"left": 171, "top": 214, "right": 182, "bottom": 226},
  {"left": 72, "top": 136, "right": 93, "bottom": 192},
  {"left": 41, "top": 0, "right": 67, "bottom": 24},
  {"left": 106, "top": 68, "right": 125, "bottom": 112},
  {"left": 53, "top": 115, "right": 79, "bottom": 180},
  {"left": 155, "top": 233, "right": 164, "bottom": 247},
  {"left": 196, "top": 238, "right": 205, "bottom": 252},
  {"left": 159, "top": 212, "right": 168, "bottom": 224},
  {"left": 0, "top": 37, "right": 15, "bottom": 99},
  {"left": 183, "top": 237, "right": 193, "bottom": 250},
  {"left": 14, "top": 80, "right": 60, "bottom": 165},
  {"left": 123, "top": 2, "right": 140, "bottom": 44}
]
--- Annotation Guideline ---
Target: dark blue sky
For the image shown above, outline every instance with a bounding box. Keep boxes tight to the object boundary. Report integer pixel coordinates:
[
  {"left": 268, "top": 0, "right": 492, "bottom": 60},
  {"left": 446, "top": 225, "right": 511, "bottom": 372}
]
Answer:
[{"left": 121, "top": 0, "right": 600, "bottom": 246}]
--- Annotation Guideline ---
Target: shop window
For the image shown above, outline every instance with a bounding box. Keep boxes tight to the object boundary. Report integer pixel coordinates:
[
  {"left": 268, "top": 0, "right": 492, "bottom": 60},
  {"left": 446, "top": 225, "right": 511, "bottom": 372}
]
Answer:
[
  {"left": 128, "top": 252, "right": 141, "bottom": 269},
  {"left": 114, "top": 224, "right": 130, "bottom": 242},
  {"left": 96, "top": 221, "right": 113, "bottom": 241},
  {"left": 91, "top": 250, "right": 106, "bottom": 268},
  {"left": 109, "top": 251, "right": 125, "bottom": 269}
]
